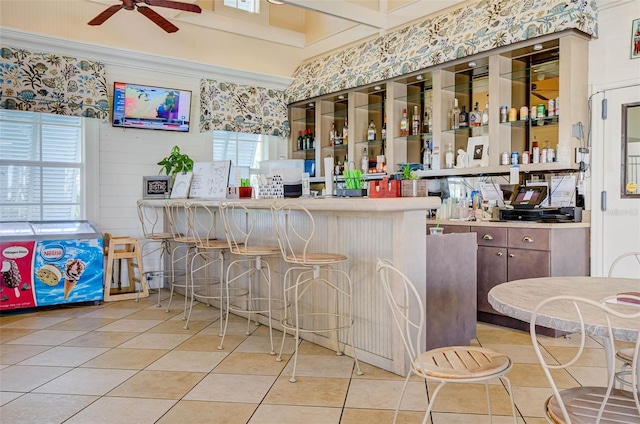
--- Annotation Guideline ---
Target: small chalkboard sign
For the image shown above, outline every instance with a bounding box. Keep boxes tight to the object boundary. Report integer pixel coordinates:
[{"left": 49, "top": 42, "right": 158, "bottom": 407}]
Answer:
[{"left": 189, "top": 161, "right": 232, "bottom": 199}]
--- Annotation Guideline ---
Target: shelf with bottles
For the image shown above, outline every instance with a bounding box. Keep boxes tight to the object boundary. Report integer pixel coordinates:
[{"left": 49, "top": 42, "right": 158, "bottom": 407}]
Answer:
[{"left": 499, "top": 115, "right": 559, "bottom": 128}]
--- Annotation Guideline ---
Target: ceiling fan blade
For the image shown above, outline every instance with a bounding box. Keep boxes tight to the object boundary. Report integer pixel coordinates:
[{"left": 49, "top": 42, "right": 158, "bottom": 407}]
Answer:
[
  {"left": 88, "top": 4, "right": 125, "bottom": 26},
  {"left": 143, "top": 0, "right": 202, "bottom": 13},
  {"left": 137, "top": 6, "right": 180, "bottom": 33}
]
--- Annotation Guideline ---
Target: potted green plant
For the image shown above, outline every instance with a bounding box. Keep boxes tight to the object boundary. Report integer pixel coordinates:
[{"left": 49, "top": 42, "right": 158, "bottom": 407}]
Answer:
[
  {"left": 157, "top": 145, "right": 194, "bottom": 177},
  {"left": 400, "top": 164, "right": 425, "bottom": 197}
]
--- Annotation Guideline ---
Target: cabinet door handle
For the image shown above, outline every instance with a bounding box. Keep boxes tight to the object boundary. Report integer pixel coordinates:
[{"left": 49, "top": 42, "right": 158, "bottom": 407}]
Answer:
[
  {"left": 482, "top": 234, "right": 493, "bottom": 240},
  {"left": 497, "top": 252, "right": 503, "bottom": 256},
  {"left": 509, "top": 253, "right": 515, "bottom": 258},
  {"left": 522, "top": 236, "right": 533, "bottom": 243}
]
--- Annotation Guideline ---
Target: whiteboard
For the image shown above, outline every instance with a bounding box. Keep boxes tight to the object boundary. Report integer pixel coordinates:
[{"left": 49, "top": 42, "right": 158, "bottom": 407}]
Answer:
[
  {"left": 189, "top": 161, "right": 231, "bottom": 199},
  {"left": 170, "top": 172, "right": 193, "bottom": 199}
]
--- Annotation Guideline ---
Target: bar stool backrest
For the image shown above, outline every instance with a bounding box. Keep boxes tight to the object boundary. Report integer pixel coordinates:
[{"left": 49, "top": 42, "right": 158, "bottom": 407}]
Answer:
[
  {"left": 185, "top": 202, "right": 217, "bottom": 249},
  {"left": 219, "top": 202, "right": 251, "bottom": 254},
  {"left": 136, "top": 199, "right": 165, "bottom": 239},
  {"left": 270, "top": 202, "right": 316, "bottom": 265},
  {"left": 165, "top": 201, "right": 191, "bottom": 243}
]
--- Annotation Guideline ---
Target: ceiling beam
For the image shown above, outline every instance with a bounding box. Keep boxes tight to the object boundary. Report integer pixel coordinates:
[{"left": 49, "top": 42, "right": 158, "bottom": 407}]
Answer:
[{"left": 280, "top": 0, "right": 388, "bottom": 29}]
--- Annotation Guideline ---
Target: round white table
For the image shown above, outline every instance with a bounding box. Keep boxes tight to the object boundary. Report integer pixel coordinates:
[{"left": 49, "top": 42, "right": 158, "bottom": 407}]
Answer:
[{"left": 488, "top": 276, "right": 640, "bottom": 342}]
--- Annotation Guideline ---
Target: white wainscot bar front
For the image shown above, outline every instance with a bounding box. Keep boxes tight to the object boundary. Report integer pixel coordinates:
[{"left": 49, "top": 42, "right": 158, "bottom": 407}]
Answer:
[{"left": 153, "top": 196, "right": 441, "bottom": 375}]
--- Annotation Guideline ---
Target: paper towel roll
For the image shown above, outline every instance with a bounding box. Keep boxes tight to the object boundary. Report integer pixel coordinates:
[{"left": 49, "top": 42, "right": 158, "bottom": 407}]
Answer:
[{"left": 324, "top": 157, "right": 334, "bottom": 196}]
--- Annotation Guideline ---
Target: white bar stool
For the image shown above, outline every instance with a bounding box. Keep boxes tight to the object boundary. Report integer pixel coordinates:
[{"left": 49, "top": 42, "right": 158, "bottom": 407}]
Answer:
[{"left": 271, "top": 201, "right": 363, "bottom": 382}]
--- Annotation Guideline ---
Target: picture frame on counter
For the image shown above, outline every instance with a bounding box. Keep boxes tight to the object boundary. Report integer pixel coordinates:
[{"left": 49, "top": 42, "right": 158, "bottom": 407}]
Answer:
[
  {"left": 467, "top": 136, "right": 489, "bottom": 167},
  {"left": 143, "top": 176, "right": 171, "bottom": 199}
]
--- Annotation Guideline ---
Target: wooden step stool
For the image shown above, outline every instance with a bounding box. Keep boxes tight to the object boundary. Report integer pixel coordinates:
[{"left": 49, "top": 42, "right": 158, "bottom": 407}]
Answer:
[{"left": 103, "top": 233, "right": 149, "bottom": 302}]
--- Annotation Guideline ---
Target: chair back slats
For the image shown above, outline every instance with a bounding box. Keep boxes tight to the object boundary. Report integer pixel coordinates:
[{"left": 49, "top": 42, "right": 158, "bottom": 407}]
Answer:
[{"left": 530, "top": 294, "right": 640, "bottom": 423}]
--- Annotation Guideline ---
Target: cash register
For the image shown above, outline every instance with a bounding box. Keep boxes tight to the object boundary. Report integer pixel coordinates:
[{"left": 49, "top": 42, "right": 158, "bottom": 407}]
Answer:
[{"left": 499, "top": 185, "right": 582, "bottom": 222}]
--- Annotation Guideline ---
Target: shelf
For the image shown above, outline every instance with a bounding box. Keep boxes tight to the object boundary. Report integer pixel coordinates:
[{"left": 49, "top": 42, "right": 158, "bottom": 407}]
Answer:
[
  {"left": 500, "top": 116, "right": 559, "bottom": 128},
  {"left": 501, "top": 60, "right": 559, "bottom": 83},
  {"left": 415, "top": 162, "right": 580, "bottom": 178},
  {"left": 355, "top": 99, "right": 385, "bottom": 112},
  {"left": 442, "top": 124, "right": 489, "bottom": 134}
]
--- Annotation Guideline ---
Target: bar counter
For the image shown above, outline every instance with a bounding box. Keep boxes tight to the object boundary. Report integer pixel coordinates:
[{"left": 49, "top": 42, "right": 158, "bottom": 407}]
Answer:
[{"left": 149, "top": 196, "right": 441, "bottom": 375}]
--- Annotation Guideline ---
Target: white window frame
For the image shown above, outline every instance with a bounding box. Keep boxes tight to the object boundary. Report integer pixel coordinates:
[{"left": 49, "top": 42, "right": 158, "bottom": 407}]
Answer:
[
  {"left": 0, "top": 110, "right": 97, "bottom": 222},
  {"left": 212, "top": 130, "right": 267, "bottom": 172},
  {"left": 223, "top": 0, "right": 260, "bottom": 14}
]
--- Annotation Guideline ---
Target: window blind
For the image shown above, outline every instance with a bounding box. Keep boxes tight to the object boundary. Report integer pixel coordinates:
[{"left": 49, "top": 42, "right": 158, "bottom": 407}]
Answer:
[{"left": 0, "top": 110, "right": 83, "bottom": 221}]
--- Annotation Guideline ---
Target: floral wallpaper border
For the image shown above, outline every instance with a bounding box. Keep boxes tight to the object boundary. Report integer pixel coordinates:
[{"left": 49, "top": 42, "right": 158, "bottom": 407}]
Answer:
[
  {"left": 200, "top": 79, "right": 290, "bottom": 137},
  {"left": 0, "top": 46, "right": 109, "bottom": 119},
  {"left": 285, "top": 0, "right": 598, "bottom": 104}
]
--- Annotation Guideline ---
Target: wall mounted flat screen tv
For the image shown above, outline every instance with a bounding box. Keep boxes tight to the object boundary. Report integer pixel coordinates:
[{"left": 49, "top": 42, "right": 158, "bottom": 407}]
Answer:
[{"left": 112, "top": 82, "right": 191, "bottom": 132}]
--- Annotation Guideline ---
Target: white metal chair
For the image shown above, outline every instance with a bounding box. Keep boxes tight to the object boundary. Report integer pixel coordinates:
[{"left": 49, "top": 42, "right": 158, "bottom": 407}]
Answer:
[
  {"left": 164, "top": 200, "right": 200, "bottom": 318},
  {"left": 271, "top": 201, "right": 363, "bottom": 383},
  {"left": 136, "top": 199, "right": 173, "bottom": 306},
  {"left": 217, "top": 201, "right": 284, "bottom": 354},
  {"left": 183, "top": 202, "right": 230, "bottom": 332},
  {"left": 608, "top": 252, "right": 640, "bottom": 391},
  {"left": 376, "top": 258, "right": 517, "bottom": 424},
  {"left": 530, "top": 294, "right": 640, "bottom": 423}
]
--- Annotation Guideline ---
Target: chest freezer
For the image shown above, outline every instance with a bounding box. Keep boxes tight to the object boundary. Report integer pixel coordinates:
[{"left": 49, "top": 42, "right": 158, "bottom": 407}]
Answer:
[{"left": 0, "top": 220, "right": 103, "bottom": 311}]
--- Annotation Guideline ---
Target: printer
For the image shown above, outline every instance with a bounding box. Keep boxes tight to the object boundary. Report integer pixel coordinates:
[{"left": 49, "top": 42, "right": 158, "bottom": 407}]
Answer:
[{"left": 498, "top": 185, "right": 582, "bottom": 223}]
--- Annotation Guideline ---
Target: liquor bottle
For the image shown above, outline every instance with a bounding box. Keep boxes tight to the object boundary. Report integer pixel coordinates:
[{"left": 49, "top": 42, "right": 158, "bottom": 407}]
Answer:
[
  {"left": 411, "top": 105, "right": 420, "bottom": 135},
  {"left": 361, "top": 146, "right": 368, "bottom": 174},
  {"left": 445, "top": 142, "right": 454, "bottom": 169},
  {"left": 470, "top": 102, "right": 481, "bottom": 127},
  {"left": 451, "top": 98, "right": 460, "bottom": 130},
  {"left": 381, "top": 115, "right": 387, "bottom": 141},
  {"left": 400, "top": 109, "right": 409, "bottom": 136},
  {"left": 367, "top": 120, "right": 376, "bottom": 141},
  {"left": 481, "top": 101, "right": 489, "bottom": 126},
  {"left": 422, "top": 105, "right": 432, "bottom": 134},
  {"left": 459, "top": 105, "right": 468, "bottom": 128},
  {"left": 297, "top": 131, "right": 303, "bottom": 151},
  {"left": 303, "top": 129, "right": 309, "bottom": 150},
  {"left": 422, "top": 143, "right": 432, "bottom": 170},
  {"left": 329, "top": 123, "right": 337, "bottom": 146},
  {"left": 342, "top": 119, "right": 348, "bottom": 144}
]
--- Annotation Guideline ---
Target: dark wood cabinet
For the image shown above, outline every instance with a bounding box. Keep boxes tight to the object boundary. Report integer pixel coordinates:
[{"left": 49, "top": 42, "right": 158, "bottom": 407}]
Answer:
[{"left": 475, "top": 225, "right": 589, "bottom": 335}]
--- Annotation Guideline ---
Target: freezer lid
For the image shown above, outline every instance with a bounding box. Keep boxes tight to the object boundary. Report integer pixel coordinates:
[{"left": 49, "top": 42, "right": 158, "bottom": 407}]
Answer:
[
  {"left": 0, "top": 221, "right": 102, "bottom": 240},
  {"left": 0, "top": 221, "right": 35, "bottom": 237}
]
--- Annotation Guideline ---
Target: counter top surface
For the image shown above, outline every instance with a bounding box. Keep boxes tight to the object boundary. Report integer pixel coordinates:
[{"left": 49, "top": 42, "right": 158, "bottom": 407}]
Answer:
[
  {"left": 148, "top": 196, "right": 441, "bottom": 212},
  {"left": 428, "top": 218, "right": 590, "bottom": 229}
]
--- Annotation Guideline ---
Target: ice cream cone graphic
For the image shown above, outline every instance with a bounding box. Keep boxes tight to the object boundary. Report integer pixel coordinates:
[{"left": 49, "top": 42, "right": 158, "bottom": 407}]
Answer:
[{"left": 63, "top": 259, "right": 86, "bottom": 300}]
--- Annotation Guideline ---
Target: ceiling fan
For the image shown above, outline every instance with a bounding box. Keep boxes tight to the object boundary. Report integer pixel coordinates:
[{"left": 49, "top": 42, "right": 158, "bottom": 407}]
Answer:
[{"left": 88, "top": 0, "right": 202, "bottom": 33}]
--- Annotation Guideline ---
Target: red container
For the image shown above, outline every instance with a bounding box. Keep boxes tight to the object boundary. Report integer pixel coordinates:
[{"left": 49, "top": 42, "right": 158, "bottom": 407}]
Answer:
[{"left": 369, "top": 178, "right": 401, "bottom": 198}]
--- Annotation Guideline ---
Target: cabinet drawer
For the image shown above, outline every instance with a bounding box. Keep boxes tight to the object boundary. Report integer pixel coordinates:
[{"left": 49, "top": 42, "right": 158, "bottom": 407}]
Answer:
[
  {"left": 475, "top": 226, "right": 507, "bottom": 247},
  {"left": 507, "top": 228, "right": 550, "bottom": 251}
]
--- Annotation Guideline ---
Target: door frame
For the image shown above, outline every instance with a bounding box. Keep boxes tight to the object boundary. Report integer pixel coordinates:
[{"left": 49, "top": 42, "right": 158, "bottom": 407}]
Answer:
[{"left": 590, "top": 78, "right": 640, "bottom": 276}]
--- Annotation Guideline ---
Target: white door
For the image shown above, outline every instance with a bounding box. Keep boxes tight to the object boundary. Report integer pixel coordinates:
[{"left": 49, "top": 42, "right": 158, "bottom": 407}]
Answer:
[{"left": 591, "top": 82, "right": 640, "bottom": 277}]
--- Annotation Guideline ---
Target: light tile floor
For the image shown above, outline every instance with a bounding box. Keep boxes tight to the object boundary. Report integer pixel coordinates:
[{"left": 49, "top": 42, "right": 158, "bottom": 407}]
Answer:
[{"left": 0, "top": 290, "right": 624, "bottom": 423}]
